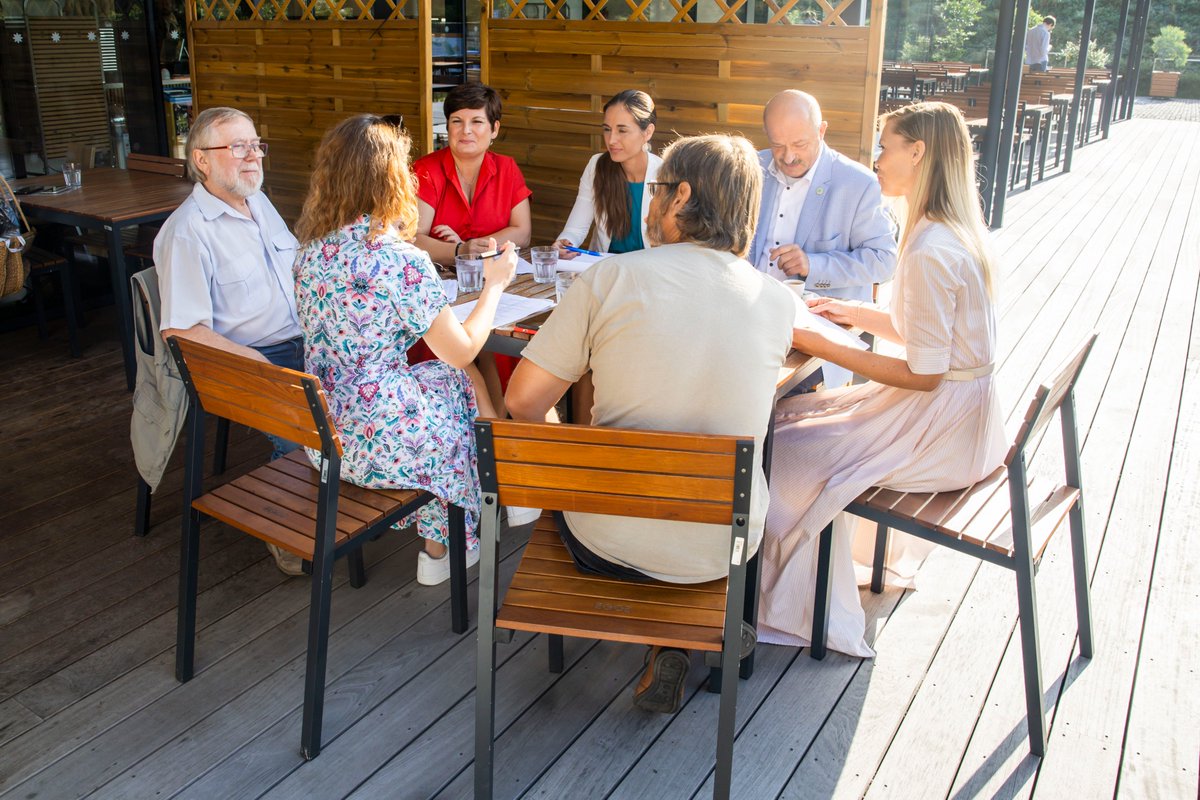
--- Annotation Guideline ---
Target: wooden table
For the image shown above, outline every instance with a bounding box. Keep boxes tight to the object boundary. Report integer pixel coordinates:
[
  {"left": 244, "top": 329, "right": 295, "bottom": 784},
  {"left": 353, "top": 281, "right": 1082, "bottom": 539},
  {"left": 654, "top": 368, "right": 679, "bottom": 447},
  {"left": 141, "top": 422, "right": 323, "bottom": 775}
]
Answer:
[{"left": 14, "top": 168, "right": 193, "bottom": 389}]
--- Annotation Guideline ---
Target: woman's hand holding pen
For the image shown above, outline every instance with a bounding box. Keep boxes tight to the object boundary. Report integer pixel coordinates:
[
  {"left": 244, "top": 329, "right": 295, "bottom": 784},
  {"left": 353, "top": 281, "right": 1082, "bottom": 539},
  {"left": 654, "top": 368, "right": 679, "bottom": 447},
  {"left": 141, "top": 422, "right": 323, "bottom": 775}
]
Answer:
[{"left": 481, "top": 239, "right": 517, "bottom": 291}]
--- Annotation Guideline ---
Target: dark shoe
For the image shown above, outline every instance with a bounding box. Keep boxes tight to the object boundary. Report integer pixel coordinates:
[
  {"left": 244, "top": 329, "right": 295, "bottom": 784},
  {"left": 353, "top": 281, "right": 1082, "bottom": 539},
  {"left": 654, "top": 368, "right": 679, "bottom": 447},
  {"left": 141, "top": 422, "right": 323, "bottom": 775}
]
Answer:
[{"left": 633, "top": 647, "right": 689, "bottom": 714}]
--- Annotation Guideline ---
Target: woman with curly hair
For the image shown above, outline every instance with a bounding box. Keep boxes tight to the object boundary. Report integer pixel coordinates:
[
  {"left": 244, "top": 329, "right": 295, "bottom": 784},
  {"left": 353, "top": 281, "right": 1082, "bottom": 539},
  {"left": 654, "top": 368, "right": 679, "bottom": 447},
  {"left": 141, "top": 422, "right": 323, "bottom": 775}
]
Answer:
[{"left": 293, "top": 114, "right": 517, "bottom": 586}]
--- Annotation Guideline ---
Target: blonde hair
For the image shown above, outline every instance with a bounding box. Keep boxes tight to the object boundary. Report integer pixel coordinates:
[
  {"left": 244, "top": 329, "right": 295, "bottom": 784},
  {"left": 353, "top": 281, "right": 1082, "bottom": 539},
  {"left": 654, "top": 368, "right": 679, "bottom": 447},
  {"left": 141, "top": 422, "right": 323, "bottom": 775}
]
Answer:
[
  {"left": 880, "top": 101, "right": 996, "bottom": 296},
  {"left": 295, "top": 115, "right": 418, "bottom": 245}
]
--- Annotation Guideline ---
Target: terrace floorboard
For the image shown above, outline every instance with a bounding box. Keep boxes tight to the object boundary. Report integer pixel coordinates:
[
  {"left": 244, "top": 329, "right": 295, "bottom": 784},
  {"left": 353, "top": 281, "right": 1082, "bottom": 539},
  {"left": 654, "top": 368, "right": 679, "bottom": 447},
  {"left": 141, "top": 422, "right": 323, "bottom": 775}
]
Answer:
[{"left": 0, "top": 100, "right": 1196, "bottom": 799}]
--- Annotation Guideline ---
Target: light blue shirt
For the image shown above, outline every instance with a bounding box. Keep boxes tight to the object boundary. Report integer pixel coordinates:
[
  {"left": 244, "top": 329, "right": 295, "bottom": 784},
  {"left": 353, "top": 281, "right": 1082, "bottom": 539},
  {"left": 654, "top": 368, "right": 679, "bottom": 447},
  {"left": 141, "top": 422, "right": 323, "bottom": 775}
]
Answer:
[
  {"left": 154, "top": 182, "right": 301, "bottom": 347},
  {"left": 1025, "top": 24, "right": 1051, "bottom": 64}
]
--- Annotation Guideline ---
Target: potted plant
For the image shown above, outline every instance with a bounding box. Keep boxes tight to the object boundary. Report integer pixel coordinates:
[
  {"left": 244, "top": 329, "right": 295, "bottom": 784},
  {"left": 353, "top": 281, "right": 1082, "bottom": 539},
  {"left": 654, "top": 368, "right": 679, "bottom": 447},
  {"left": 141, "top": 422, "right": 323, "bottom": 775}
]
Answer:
[{"left": 1150, "top": 25, "right": 1191, "bottom": 98}]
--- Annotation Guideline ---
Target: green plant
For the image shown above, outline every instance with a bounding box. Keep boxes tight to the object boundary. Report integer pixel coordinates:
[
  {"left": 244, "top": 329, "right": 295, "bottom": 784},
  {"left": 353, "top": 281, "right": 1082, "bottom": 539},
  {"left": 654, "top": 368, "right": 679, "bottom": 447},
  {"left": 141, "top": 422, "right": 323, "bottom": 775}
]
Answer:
[
  {"left": 1059, "top": 39, "right": 1111, "bottom": 69},
  {"left": 1151, "top": 25, "right": 1192, "bottom": 70}
]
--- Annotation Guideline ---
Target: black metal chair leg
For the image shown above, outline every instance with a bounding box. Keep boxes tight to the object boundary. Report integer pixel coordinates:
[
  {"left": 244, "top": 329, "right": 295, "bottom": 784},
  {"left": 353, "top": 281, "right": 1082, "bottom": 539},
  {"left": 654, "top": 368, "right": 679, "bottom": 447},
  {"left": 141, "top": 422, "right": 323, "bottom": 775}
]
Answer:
[
  {"left": 213, "top": 417, "right": 230, "bottom": 475},
  {"left": 448, "top": 503, "right": 468, "bottom": 634},
  {"left": 1014, "top": 553, "right": 1048, "bottom": 757},
  {"left": 348, "top": 547, "right": 367, "bottom": 588},
  {"left": 60, "top": 258, "right": 81, "bottom": 357},
  {"left": 30, "top": 275, "right": 49, "bottom": 340},
  {"left": 809, "top": 521, "right": 835, "bottom": 660},
  {"left": 1068, "top": 500, "right": 1095, "bottom": 658},
  {"left": 300, "top": 549, "right": 337, "bottom": 760},
  {"left": 175, "top": 508, "right": 201, "bottom": 682},
  {"left": 871, "top": 523, "right": 888, "bottom": 594},
  {"left": 474, "top": 495, "right": 501, "bottom": 800},
  {"left": 135, "top": 475, "right": 152, "bottom": 537},
  {"left": 548, "top": 634, "right": 564, "bottom": 673}
]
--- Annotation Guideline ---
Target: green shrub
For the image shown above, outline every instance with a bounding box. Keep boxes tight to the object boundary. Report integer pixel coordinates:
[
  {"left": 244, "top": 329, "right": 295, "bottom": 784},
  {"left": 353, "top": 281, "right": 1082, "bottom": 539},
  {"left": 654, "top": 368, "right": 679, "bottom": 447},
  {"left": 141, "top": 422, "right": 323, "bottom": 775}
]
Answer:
[{"left": 1151, "top": 25, "right": 1192, "bottom": 70}]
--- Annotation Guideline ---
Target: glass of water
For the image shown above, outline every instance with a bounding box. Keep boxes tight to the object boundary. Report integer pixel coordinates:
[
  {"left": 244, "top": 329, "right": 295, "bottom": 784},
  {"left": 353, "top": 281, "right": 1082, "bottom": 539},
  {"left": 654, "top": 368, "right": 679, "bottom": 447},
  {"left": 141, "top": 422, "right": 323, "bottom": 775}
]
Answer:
[
  {"left": 455, "top": 254, "right": 483, "bottom": 294},
  {"left": 531, "top": 246, "right": 558, "bottom": 284},
  {"left": 555, "top": 269, "right": 577, "bottom": 305},
  {"left": 63, "top": 162, "right": 82, "bottom": 190}
]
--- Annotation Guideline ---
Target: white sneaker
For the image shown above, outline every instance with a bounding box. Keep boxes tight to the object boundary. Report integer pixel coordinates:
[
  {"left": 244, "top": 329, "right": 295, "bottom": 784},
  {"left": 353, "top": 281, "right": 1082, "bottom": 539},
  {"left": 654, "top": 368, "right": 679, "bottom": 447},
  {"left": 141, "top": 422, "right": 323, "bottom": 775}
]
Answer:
[
  {"left": 266, "top": 543, "right": 305, "bottom": 576},
  {"left": 417, "top": 546, "right": 480, "bottom": 586},
  {"left": 505, "top": 506, "right": 542, "bottom": 528}
]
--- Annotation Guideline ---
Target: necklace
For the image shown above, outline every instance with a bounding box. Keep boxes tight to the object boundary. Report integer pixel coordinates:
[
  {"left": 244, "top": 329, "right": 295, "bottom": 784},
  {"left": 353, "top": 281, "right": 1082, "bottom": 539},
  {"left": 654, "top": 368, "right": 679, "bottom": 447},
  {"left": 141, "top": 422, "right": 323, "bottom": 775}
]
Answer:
[{"left": 455, "top": 163, "right": 479, "bottom": 202}]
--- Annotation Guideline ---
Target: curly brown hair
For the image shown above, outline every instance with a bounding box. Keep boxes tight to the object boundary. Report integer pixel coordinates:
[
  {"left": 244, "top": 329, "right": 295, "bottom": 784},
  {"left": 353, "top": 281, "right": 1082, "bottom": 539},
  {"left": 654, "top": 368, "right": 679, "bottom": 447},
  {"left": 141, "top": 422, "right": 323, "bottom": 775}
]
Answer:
[{"left": 295, "top": 114, "right": 418, "bottom": 245}]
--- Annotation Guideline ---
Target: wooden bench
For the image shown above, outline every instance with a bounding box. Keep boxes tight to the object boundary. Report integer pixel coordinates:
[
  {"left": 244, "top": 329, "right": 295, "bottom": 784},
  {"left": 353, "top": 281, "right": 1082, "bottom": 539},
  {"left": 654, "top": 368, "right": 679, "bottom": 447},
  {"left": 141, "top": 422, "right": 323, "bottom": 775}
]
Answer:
[
  {"left": 810, "top": 334, "right": 1098, "bottom": 757},
  {"left": 474, "top": 420, "right": 757, "bottom": 800},
  {"left": 168, "top": 336, "right": 471, "bottom": 759}
]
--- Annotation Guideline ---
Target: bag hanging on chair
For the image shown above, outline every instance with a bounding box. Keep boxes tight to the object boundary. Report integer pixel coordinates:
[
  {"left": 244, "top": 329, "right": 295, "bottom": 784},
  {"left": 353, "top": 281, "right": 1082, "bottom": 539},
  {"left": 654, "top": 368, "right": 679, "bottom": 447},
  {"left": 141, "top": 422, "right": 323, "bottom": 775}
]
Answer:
[{"left": 0, "top": 173, "right": 36, "bottom": 299}]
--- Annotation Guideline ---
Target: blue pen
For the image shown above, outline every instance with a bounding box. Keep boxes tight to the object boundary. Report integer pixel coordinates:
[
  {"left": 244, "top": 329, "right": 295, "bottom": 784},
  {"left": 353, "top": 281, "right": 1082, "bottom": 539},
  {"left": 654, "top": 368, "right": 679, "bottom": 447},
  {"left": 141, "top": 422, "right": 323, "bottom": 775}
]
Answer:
[{"left": 564, "top": 245, "right": 602, "bottom": 257}]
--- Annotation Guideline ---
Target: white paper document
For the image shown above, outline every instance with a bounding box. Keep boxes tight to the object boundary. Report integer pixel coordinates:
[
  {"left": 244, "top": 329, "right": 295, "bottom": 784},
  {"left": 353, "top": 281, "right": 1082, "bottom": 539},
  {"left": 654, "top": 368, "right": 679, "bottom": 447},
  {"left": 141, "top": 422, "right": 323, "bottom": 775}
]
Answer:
[
  {"left": 515, "top": 256, "right": 535, "bottom": 275},
  {"left": 441, "top": 279, "right": 457, "bottom": 303},
  {"left": 452, "top": 292, "right": 556, "bottom": 328},
  {"left": 792, "top": 294, "right": 871, "bottom": 350},
  {"left": 555, "top": 252, "right": 607, "bottom": 273}
]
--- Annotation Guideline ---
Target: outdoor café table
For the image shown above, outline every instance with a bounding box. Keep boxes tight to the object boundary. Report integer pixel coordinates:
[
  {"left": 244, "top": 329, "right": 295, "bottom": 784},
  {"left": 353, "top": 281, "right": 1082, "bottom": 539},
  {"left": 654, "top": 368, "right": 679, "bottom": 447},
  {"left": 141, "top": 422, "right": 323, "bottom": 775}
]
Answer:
[
  {"left": 1049, "top": 94, "right": 1073, "bottom": 167},
  {"left": 1093, "top": 78, "right": 1112, "bottom": 135},
  {"left": 915, "top": 76, "right": 938, "bottom": 99},
  {"left": 1021, "top": 104, "right": 1053, "bottom": 190},
  {"left": 13, "top": 168, "right": 193, "bottom": 390},
  {"left": 967, "top": 67, "right": 989, "bottom": 86},
  {"left": 944, "top": 71, "right": 968, "bottom": 92}
]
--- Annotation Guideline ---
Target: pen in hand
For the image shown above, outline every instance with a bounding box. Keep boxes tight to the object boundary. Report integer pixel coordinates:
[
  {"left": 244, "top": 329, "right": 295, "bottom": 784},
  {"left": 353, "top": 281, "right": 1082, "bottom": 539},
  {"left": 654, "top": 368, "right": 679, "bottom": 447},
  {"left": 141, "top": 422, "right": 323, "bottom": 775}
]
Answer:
[{"left": 564, "top": 246, "right": 602, "bottom": 257}]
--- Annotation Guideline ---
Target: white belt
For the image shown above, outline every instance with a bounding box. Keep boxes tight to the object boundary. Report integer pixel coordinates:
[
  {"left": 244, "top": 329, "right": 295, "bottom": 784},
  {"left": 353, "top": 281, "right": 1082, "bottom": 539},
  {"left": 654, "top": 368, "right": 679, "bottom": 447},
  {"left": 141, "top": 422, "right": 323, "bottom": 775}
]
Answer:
[{"left": 943, "top": 363, "right": 994, "bottom": 381}]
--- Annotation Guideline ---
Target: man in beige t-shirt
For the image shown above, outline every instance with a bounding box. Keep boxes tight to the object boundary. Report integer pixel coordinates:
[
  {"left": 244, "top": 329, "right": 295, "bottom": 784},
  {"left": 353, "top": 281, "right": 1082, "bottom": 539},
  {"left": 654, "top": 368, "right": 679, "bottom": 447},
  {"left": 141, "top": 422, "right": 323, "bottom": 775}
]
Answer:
[{"left": 506, "top": 134, "right": 794, "bottom": 713}]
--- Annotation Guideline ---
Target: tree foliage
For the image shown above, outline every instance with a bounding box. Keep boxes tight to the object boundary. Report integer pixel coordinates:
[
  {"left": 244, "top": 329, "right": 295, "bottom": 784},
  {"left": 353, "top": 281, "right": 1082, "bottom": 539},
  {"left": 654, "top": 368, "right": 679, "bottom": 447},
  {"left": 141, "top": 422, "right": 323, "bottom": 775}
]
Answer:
[{"left": 1151, "top": 25, "right": 1192, "bottom": 70}]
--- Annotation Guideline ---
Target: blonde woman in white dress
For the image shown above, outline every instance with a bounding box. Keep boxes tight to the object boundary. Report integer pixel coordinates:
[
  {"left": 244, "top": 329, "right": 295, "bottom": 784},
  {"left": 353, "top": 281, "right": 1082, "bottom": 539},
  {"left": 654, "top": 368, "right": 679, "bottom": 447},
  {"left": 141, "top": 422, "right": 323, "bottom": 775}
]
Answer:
[{"left": 758, "top": 102, "right": 1008, "bottom": 656}]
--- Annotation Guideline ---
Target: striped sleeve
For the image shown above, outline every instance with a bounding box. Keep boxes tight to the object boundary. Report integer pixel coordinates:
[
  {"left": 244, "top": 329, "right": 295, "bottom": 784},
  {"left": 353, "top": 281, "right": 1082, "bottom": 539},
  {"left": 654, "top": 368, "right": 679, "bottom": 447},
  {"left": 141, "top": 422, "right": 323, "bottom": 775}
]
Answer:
[{"left": 901, "top": 243, "right": 964, "bottom": 375}]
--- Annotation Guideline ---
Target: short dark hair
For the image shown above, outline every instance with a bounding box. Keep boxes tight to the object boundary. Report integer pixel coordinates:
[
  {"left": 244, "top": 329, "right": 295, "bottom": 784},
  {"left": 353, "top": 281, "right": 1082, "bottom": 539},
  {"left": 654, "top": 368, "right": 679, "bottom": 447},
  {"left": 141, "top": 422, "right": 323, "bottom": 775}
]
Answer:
[
  {"left": 1043, "top": 15, "right": 1055, "bottom": 25},
  {"left": 444, "top": 83, "right": 503, "bottom": 126},
  {"left": 656, "top": 134, "right": 761, "bottom": 257}
]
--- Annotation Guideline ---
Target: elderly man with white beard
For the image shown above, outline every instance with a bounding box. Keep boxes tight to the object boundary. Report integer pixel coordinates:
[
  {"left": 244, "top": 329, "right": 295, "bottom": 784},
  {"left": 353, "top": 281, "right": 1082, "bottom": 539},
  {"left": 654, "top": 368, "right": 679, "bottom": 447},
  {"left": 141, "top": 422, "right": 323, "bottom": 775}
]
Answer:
[{"left": 154, "top": 106, "right": 306, "bottom": 575}]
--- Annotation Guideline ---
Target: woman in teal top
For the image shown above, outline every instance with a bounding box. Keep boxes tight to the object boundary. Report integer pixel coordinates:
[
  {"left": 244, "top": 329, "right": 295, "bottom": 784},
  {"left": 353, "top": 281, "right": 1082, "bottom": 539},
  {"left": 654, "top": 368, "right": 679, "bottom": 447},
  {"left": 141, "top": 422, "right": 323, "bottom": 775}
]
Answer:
[{"left": 556, "top": 90, "right": 662, "bottom": 256}]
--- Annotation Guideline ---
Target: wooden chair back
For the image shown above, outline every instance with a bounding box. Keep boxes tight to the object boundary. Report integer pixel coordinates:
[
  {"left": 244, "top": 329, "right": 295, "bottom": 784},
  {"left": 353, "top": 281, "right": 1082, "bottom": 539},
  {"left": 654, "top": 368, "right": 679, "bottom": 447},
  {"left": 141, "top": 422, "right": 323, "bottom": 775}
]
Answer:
[
  {"left": 480, "top": 420, "right": 753, "bottom": 525},
  {"left": 1006, "top": 333, "right": 1098, "bottom": 466},
  {"left": 127, "top": 152, "right": 187, "bottom": 178},
  {"left": 475, "top": 420, "right": 758, "bottom": 800},
  {"left": 167, "top": 336, "right": 341, "bottom": 457}
]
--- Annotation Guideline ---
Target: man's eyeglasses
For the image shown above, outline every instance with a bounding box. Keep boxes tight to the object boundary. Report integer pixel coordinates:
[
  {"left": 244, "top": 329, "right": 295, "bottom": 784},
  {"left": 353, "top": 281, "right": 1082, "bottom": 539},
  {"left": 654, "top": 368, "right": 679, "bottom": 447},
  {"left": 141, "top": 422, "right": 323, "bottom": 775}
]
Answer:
[
  {"left": 199, "top": 141, "right": 268, "bottom": 158},
  {"left": 646, "top": 181, "right": 680, "bottom": 197}
]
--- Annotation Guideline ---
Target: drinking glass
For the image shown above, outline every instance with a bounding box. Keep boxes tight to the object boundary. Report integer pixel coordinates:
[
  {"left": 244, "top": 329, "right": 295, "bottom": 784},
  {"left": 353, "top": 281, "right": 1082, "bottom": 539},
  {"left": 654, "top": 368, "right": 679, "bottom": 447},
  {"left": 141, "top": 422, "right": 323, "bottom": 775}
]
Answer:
[
  {"left": 555, "top": 269, "right": 577, "bottom": 305},
  {"left": 63, "top": 162, "right": 82, "bottom": 189},
  {"left": 455, "top": 254, "right": 483, "bottom": 294},
  {"left": 531, "top": 246, "right": 558, "bottom": 284}
]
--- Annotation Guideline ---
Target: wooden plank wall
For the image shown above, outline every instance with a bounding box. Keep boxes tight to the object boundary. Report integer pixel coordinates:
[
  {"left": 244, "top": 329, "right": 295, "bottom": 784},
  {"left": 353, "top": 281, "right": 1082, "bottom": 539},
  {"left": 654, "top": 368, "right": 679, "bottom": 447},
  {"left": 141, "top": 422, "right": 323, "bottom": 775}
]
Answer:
[
  {"left": 485, "top": 16, "right": 887, "bottom": 242},
  {"left": 27, "top": 17, "right": 110, "bottom": 161},
  {"left": 189, "top": 20, "right": 429, "bottom": 225}
]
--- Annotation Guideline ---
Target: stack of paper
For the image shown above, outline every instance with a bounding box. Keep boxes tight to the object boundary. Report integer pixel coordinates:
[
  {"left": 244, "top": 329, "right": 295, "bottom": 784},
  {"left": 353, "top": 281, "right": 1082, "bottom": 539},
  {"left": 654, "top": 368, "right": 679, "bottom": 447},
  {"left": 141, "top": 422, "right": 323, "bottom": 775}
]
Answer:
[
  {"left": 555, "top": 252, "right": 607, "bottom": 273},
  {"left": 451, "top": 292, "right": 556, "bottom": 328},
  {"left": 792, "top": 294, "right": 870, "bottom": 350}
]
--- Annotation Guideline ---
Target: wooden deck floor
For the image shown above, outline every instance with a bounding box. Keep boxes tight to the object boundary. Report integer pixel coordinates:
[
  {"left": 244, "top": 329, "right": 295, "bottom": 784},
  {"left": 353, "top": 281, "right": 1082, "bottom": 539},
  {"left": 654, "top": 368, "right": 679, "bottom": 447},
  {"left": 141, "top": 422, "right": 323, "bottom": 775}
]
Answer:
[{"left": 1, "top": 101, "right": 1197, "bottom": 799}]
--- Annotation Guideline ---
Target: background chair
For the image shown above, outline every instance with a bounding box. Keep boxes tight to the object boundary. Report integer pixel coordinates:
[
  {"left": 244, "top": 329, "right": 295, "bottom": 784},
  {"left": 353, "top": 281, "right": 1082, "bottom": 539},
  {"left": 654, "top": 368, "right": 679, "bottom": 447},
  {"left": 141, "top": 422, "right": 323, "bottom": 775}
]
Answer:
[
  {"left": 169, "top": 336, "right": 471, "bottom": 759},
  {"left": 474, "top": 420, "right": 756, "bottom": 800},
  {"left": 810, "top": 334, "right": 1098, "bottom": 757}
]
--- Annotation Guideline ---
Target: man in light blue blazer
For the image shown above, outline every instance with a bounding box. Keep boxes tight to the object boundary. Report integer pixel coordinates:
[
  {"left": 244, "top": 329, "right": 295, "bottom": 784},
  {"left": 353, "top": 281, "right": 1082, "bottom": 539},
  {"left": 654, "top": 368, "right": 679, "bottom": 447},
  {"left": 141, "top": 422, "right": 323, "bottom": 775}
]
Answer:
[{"left": 749, "top": 90, "right": 897, "bottom": 389}]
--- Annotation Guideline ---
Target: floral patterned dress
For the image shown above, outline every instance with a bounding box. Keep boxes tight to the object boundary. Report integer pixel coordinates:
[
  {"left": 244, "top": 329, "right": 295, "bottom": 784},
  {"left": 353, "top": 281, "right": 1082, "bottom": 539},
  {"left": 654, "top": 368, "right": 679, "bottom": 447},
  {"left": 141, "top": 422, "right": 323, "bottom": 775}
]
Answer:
[{"left": 294, "top": 216, "right": 479, "bottom": 549}]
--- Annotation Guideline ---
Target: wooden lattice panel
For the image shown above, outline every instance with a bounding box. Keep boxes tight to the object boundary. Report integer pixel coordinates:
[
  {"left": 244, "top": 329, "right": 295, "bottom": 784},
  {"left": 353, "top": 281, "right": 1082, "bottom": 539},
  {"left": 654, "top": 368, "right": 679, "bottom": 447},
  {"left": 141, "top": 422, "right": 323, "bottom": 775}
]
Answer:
[
  {"left": 499, "top": 0, "right": 861, "bottom": 25},
  {"left": 192, "top": 0, "right": 411, "bottom": 21},
  {"left": 27, "top": 17, "right": 110, "bottom": 160},
  {"left": 485, "top": 17, "right": 885, "bottom": 242},
  {"left": 190, "top": 20, "right": 427, "bottom": 223}
]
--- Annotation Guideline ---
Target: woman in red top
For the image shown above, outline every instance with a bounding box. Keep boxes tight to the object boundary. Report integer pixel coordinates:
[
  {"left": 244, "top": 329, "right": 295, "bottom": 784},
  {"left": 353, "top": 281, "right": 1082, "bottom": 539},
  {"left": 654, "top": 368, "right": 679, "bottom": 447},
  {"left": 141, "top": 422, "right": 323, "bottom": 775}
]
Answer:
[{"left": 413, "top": 84, "right": 532, "bottom": 264}]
